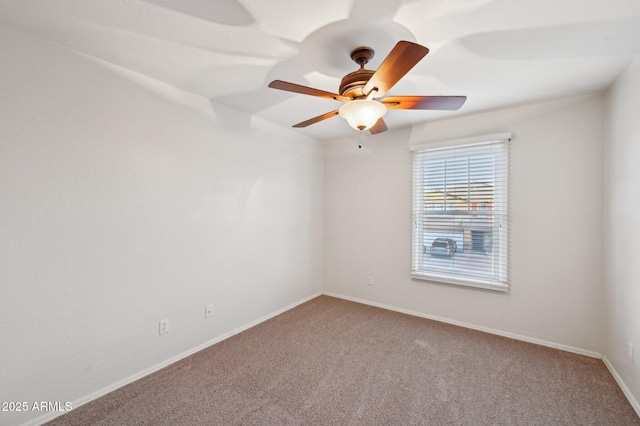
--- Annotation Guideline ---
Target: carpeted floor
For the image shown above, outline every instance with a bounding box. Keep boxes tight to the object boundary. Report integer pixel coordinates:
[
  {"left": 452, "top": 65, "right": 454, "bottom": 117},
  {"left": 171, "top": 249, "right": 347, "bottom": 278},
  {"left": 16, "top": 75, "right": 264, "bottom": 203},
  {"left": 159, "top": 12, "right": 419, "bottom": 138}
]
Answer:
[{"left": 48, "top": 295, "right": 639, "bottom": 425}]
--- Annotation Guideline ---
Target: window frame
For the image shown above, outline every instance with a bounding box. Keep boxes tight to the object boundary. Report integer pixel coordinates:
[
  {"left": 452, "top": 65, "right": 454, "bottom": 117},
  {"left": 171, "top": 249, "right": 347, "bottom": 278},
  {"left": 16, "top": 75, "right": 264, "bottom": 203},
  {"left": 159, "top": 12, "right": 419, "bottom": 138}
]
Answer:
[{"left": 410, "top": 133, "right": 511, "bottom": 292}]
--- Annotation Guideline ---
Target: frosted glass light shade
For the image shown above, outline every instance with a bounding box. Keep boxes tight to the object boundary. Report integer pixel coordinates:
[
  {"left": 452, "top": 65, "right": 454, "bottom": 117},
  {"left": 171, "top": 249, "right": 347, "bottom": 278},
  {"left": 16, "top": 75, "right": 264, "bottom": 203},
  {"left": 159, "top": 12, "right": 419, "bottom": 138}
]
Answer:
[{"left": 339, "top": 100, "right": 387, "bottom": 131}]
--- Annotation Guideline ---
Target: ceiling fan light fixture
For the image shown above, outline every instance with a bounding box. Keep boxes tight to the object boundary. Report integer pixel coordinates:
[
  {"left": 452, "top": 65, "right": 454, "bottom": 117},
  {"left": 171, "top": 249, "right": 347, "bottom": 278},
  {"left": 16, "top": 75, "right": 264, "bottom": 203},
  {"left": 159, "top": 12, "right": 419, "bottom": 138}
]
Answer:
[
  {"left": 339, "top": 99, "right": 386, "bottom": 131},
  {"left": 268, "top": 41, "right": 464, "bottom": 134}
]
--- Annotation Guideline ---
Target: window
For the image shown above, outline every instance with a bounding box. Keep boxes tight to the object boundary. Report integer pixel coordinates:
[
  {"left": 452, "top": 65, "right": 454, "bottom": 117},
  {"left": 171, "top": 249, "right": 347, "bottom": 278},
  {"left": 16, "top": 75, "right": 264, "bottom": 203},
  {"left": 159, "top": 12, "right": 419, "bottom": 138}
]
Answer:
[{"left": 411, "top": 134, "right": 510, "bottom": 291}]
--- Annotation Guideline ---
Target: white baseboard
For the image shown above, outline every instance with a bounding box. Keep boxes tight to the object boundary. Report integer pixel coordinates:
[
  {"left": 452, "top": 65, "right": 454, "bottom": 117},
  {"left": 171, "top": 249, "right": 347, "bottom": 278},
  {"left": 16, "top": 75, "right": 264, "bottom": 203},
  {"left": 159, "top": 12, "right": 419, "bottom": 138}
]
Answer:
[
  {"left": 602, "top": 356, "right": 640, "bottom": 417},
  {"left": 323, "top": 291, "right": 602, "bottom": 359},
  {"left": 25, "top": 292, "right": 322, "bottom": 426}
]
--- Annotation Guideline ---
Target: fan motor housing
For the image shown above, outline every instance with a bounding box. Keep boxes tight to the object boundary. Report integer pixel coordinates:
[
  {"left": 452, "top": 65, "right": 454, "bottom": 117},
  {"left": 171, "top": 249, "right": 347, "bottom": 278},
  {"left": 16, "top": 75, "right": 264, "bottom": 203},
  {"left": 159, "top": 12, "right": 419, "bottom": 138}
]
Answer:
[{"left": 339, "top": 69, "right": 375, "bottom": 98}]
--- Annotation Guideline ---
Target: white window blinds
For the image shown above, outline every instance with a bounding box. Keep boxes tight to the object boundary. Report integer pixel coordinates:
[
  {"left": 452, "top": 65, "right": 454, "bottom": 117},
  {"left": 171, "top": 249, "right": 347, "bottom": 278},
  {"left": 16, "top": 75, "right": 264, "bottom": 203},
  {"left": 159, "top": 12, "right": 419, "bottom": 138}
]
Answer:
[{"left": 411, "top": 135, "right": 510, "bottom": 291}]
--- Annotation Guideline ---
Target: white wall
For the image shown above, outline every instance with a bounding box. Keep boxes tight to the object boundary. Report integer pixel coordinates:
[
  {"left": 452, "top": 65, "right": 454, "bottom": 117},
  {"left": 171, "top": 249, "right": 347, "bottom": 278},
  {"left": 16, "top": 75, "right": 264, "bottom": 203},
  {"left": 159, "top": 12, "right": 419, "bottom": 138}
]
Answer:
[
  {"left": 0, "top": 24, "right": 323, "bottom": 426},
  {"left": 324, "top": 94, "right": 604, "bottom": 355},
  {"left": 604, "top": 55, "right": 640, "bottom": 410}
]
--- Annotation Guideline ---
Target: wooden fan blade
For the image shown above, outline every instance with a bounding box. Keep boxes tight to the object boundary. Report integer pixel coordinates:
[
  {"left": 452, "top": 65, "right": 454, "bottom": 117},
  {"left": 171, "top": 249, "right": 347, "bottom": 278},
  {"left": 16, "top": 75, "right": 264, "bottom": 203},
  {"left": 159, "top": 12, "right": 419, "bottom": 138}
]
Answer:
[
  {"left": 363, "top": 41, "right": 429, "bottom": 98},
  {"left": 369, "top": 118, "right": 388, "bottom": 135},
  {"left": 269, "top": 80, "right": 350, "bottom": 102},
  {"left": 292, "top": 110, "right": 340, "bottom": 128},
  {"left": 382, "top": 96, "right": 467, "bottom": 110}
]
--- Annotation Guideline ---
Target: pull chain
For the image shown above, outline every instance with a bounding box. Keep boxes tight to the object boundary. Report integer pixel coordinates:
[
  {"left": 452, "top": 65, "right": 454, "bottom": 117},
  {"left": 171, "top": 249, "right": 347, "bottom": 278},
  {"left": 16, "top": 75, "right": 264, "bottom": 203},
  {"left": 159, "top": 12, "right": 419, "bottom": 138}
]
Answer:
[{"left": 358, "top": 129, "right": 363, "bottom": 149}]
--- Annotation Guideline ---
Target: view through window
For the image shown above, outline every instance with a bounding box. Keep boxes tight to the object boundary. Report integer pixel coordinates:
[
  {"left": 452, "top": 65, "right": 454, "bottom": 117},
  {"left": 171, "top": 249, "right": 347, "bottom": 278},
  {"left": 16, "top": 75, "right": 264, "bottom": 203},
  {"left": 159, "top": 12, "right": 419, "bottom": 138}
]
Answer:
[{"left": 411, "top": 136, "right": 510, "bottom": 291}]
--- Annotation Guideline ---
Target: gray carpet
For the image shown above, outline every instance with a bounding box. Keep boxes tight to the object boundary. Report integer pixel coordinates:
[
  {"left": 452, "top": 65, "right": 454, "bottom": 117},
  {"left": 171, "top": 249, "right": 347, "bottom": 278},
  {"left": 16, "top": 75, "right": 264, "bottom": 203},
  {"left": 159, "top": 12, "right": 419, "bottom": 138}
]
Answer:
[{"left": 48, "top": 295, "right": 639, "bottom": 425}]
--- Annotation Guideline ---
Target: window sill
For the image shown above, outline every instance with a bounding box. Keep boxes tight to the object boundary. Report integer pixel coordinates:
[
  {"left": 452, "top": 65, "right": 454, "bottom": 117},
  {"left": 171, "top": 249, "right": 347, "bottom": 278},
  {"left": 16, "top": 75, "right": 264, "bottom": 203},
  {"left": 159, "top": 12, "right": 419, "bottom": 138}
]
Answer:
[{"left": 411, "top": 271, "right": 509, "bottom": 292}]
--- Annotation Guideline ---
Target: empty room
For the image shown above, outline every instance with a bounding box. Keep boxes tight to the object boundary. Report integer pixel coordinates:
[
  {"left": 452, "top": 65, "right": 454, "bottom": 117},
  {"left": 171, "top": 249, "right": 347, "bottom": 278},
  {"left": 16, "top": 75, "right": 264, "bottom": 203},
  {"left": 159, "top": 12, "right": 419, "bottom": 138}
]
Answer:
[{"left": 1, "top": 1, "right": 640, "bottom": 425}]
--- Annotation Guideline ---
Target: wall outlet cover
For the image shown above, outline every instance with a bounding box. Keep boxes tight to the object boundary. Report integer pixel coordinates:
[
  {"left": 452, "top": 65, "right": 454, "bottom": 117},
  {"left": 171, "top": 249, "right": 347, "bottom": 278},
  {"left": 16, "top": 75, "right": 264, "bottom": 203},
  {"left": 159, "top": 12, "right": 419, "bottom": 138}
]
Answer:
[{"left": 159, "top": 319, "right": 169, "bottom": 335}]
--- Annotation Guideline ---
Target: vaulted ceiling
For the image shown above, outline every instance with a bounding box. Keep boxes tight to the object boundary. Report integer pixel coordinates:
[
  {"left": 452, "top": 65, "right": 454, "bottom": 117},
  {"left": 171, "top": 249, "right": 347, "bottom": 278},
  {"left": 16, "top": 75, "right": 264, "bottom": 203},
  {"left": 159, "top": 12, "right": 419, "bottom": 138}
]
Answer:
[{"left": 1, "top": 0, "right": 639, "bottom": 140}]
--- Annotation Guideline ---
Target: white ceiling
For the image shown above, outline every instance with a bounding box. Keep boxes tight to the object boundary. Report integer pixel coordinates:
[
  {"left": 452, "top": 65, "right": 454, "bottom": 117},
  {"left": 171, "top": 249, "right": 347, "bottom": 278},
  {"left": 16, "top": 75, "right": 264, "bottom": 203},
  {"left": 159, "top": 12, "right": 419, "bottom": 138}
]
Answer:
[{"left": 1, "top": 0, "right": 640, "bottom": 140}]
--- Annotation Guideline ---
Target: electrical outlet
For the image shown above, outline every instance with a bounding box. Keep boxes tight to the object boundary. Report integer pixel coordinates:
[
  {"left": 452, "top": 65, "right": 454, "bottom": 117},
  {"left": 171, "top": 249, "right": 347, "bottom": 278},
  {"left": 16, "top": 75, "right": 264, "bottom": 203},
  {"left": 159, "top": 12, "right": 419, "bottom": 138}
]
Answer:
[
  {"left": 629, "top": 342, "right": 634, "bottom": 363},
  {"left": 205, "top": 304, "right": 213, "bottom": 318},
  {"left": 159, "top": 319, "right": 169, "bottom": 335},
  {"left": 367, "top": 276, "right": 373, "bottom": 286}
]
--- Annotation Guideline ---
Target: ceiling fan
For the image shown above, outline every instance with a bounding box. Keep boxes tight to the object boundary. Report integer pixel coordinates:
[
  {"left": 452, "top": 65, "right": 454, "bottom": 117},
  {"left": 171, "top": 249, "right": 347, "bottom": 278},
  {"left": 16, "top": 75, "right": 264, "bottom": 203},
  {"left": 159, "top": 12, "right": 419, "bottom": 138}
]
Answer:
[{"left": 268, "top": 41, "right": 466, "bottom": 135}]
